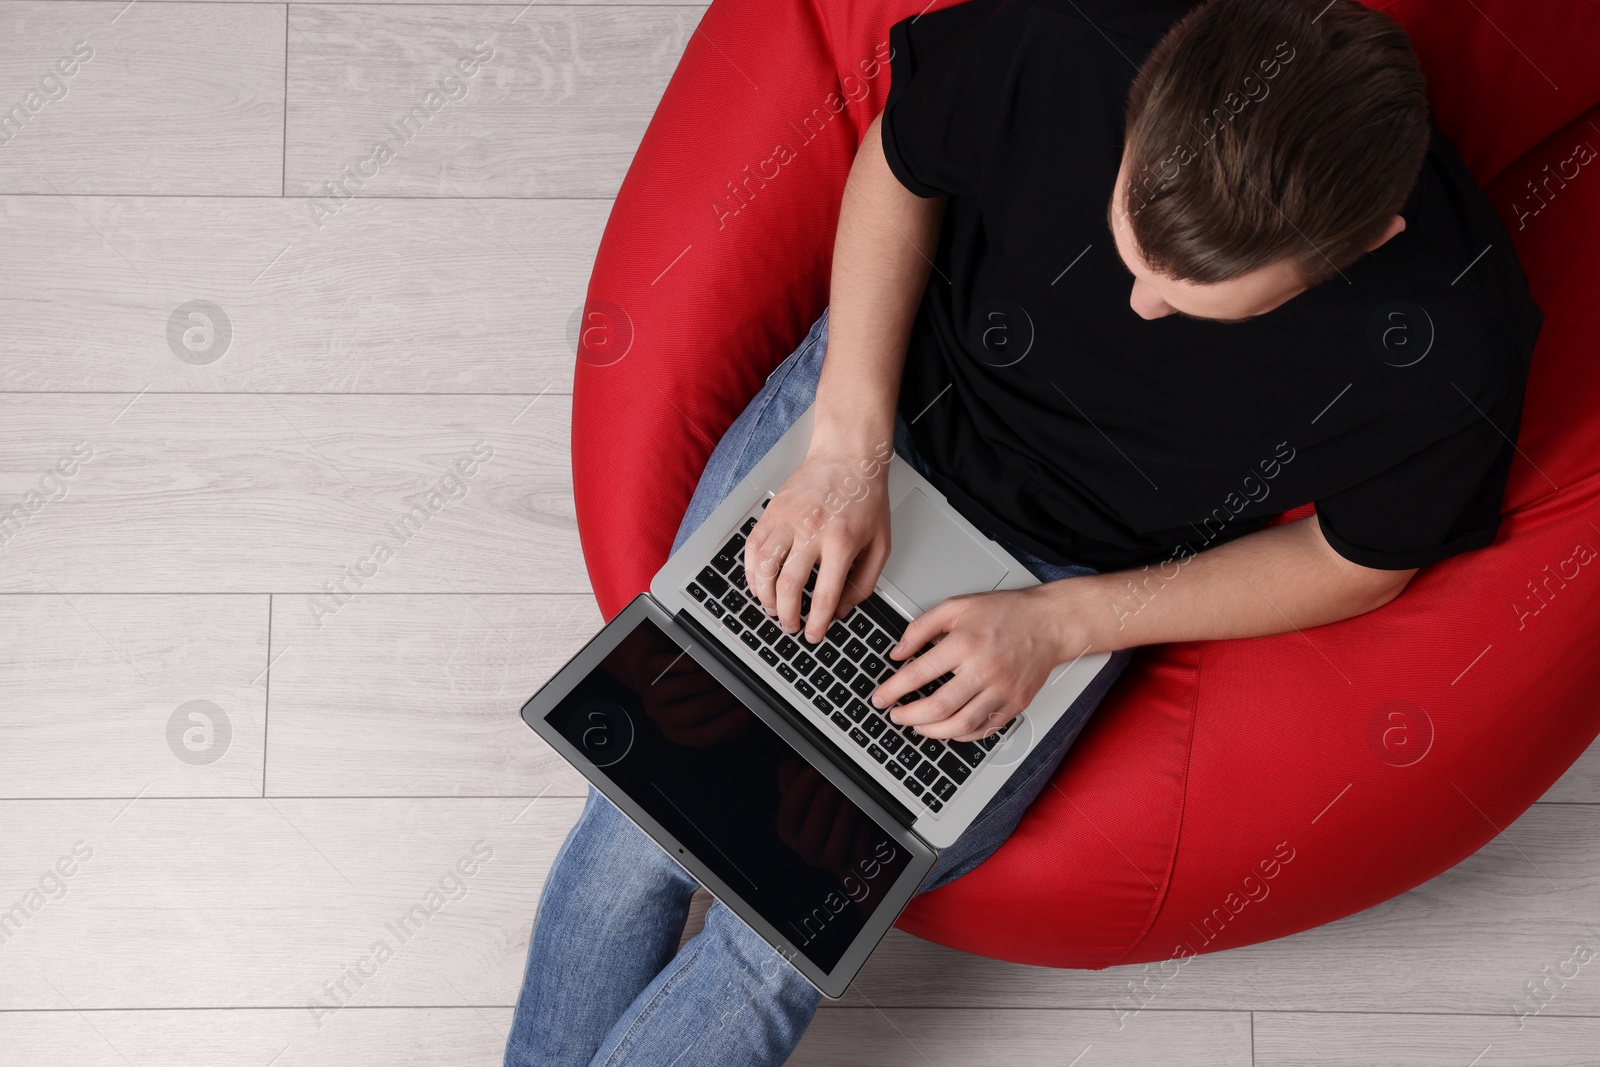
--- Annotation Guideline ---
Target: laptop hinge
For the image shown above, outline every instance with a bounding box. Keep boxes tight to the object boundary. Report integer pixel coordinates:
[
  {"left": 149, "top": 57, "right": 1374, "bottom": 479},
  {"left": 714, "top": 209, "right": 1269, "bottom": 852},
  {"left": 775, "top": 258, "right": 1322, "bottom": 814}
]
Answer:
[{"left": 674, "top": 607, "right": 920, "bottom": 830}]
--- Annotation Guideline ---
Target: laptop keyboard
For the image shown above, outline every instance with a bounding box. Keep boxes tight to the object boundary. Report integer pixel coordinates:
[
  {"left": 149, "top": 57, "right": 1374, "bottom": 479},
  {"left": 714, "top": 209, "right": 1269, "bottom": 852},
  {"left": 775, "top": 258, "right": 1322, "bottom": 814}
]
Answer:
[{"left": 684, "top": 509, "right": 1019, "bottom": 816}]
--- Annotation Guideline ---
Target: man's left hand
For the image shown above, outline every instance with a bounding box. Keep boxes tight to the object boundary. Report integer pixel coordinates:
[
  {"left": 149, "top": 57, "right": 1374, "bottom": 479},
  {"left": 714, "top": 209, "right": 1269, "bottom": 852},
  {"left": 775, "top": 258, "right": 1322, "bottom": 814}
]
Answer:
[{"left": 868, "top": 585, "right": 1085, "bottom": 742}]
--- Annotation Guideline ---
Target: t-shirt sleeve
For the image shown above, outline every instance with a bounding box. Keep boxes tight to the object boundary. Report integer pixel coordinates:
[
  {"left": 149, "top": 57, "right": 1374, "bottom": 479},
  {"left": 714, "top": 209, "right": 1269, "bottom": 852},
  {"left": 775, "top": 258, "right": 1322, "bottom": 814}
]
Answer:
[
  {"left": 880, "top": 0, "right": 1015, "bottom": 199},
  {"left": 1314, "top": 381, "right": 1525, "bottom": 570}
]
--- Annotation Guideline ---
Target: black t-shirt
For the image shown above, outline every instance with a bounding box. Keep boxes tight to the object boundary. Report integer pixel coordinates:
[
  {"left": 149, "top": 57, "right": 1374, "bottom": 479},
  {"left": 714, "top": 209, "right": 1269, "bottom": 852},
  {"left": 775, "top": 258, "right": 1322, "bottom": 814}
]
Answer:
[{"left": 880, "top": 0, "right": 1543, "bottom": 572}]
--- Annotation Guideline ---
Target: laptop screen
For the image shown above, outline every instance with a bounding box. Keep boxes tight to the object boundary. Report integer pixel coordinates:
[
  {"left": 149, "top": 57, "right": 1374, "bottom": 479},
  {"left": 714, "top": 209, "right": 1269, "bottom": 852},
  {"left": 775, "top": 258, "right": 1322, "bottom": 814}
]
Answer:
[{"left": 544, "top": 616, "right": 917, "bottom": 973}]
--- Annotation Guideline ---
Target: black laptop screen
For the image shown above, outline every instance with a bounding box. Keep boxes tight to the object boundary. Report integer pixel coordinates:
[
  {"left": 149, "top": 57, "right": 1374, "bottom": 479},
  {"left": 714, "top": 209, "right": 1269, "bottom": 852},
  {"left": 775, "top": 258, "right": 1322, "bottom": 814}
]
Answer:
[{"left": 545, "top": 617, "right": 916, "bottom": 973}]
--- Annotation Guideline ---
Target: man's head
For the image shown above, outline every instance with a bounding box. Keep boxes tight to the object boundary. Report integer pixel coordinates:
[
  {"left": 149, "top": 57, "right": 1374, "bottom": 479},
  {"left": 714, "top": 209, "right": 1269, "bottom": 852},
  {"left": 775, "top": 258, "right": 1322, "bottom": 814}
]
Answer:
[{"left": 1108, "top": 0, "right": 1429, "bottom": 321}]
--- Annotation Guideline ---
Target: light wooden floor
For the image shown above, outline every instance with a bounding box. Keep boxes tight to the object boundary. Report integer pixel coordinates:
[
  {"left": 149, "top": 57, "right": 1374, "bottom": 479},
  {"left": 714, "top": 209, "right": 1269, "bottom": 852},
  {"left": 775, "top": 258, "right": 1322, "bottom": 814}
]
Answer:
[{"left": 2, "top": 2, "right": 1597, "bottom": 1064}]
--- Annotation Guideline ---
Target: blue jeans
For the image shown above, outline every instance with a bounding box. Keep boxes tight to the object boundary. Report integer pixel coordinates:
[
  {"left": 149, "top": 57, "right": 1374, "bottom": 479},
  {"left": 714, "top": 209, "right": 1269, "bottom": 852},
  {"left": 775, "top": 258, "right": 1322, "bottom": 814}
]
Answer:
[{"left": 505, "top": 307, "right": 1133, "bottom": 1066}]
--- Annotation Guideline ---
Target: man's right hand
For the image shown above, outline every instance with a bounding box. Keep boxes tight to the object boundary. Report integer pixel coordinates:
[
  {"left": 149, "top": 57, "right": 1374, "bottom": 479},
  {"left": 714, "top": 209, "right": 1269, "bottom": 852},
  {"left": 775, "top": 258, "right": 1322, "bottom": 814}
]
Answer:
[{"left": 743, "top": 437, "right": 893, "bottom": 643}]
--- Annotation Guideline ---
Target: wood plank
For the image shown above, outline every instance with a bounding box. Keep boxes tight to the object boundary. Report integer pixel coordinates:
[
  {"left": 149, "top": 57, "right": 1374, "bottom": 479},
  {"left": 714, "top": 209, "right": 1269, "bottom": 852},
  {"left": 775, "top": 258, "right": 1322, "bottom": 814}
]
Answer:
[
  {"left": 0, "top": 595, "right": 267, "bottom": 798},
  {"left": 5, "top": 799, "right": 1596, "bottom": 1018},
  {"left": 265, "top": 593, "right": 598, "bottom": 797},
  {"left": 0, "top": 395, "right": 583, "bottom": 593},
  {"left": 828, "top": 804, "right": 1600, "bottom": 1016},
  {"left": 1540, "top": 733, "right": 1600, "bottom": 803},
  {"left": 0, "top": 1006, "right": 1254, "bottom": 1067},
  {"left": 284, "top": 4, "right": 702, "bottom": 198},
  {"left": 0, "top": 1009, "right": 513, "bottom": 1067},
  {"left": 0, "top": 797, "right": 580, "bottom": 1010},
  {"left": 0, "top": 1, "right": 284, "bottom": 195},
  {"left": 1254, "top": 1012, "right": 1600, "bottom": 1067},
  {"left": 796, "top": 1008, "right": 1251, "bottom": 1067},
  {"left": 0, "top": 195, "right": 603, "bottom": 393}
]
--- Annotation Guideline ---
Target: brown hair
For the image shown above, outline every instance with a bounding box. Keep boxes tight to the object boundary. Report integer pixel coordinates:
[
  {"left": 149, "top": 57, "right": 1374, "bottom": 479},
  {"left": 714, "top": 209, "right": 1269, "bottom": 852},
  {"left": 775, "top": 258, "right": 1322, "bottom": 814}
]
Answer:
[{"left": 1119, "top": 0, "right": 1429, "bottom": 286}]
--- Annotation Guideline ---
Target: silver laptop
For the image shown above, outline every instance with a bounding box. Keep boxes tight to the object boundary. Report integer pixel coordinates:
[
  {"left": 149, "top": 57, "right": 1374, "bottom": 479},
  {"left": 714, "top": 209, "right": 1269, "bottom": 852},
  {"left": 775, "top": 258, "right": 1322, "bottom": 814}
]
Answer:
[{"left": 520, "top": 403, "right": 1111, "bottom": 996}]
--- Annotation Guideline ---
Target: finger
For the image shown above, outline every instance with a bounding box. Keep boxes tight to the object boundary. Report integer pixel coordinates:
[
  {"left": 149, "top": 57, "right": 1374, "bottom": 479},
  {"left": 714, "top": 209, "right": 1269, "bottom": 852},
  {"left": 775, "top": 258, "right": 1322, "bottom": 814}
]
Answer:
[
  {"left": 796, "top": 768, "right": 841, "bottom": 857},
  {"left": 776, "top": 761, "right": 820, "bottom": 841},
  {"left": 819, "top": 797, "right": 856, "bottom": 872},
  {"left": 774, "top": 530, "right": 821, "bottom": 634},
  {"left": 776, "top": 759, "right": 802, "bottom": 792},
  {"left": 871, "top": 642, "right": 958, "bottom": 711},
  {"left": 677, "top": 706, "right": 752, "bottom": 747},
  {"left": 744, "top": 523, "right": 792, "bottom": 615},
  {"left": 890, "top": 671, "right": 980, "bottom": 728},
  {"left": 920, "top": 693, "right": 1009, "bottom": 741},
  {"left": 950, "top": 704, "right": 1014, "bottom": 743},
  {"left": 837, "top": 536, "right": 889, "bottom": 616},
  {"left": 888, "top": 599, "right": 959, "bottom": 661},
  {"left": 805, "top": 529, "right": 855, "bottom": 644}
]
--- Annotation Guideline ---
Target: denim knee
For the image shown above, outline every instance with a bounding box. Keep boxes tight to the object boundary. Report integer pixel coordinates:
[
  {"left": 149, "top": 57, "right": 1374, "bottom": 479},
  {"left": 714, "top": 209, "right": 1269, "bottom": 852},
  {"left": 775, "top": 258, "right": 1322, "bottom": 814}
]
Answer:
[{"left": 555, "top": 788, "right": 697, "bottom": 903}]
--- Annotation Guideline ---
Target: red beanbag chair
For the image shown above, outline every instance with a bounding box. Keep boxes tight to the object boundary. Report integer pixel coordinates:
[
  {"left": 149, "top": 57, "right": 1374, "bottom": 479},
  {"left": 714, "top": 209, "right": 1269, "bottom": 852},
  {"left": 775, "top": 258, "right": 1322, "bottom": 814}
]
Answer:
[{"left": 570, "top": 0, "right": 1600, "bottom": 967}]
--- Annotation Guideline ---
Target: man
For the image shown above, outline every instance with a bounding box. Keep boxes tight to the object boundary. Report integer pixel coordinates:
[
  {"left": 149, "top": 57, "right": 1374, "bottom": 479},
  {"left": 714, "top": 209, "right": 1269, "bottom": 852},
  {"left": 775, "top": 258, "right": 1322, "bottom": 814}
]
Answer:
[{"left": 505, "top": 1, "right": 1541, "bottom": 1063}]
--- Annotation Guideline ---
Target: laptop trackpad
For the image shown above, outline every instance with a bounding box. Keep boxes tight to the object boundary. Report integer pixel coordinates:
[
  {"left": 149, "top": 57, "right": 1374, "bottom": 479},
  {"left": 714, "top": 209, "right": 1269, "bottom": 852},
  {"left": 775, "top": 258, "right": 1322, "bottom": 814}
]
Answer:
[{"left": 882, "top": 488, "right": 1010, "bottom": 614}]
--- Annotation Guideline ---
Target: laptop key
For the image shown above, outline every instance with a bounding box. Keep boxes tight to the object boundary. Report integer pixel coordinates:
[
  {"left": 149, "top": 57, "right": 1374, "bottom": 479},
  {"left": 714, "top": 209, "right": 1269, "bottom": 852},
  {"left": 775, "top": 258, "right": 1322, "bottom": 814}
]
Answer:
[
  {"left": 740, "top": 631, "right": 761, "bottom": 652},
  {"left": 904, "top": 778, "right": 925, "bottom": 797},
  {"left": 816, "top": 644, "right": 840, "bottom": 667},
  {"left": 914, "top": 762, "right": 939, "bottom": 785},
  {"left": 918, "top": 738, "right": 943, "bottom": 760},
  {"left": 826, "top": 621, "right": 850, "bottom": 645},
  {"left": 831, "top": 711, "right": 852, "bottom": 731},
  {"left": 777, "top": 662, "right": 798, "bottom": 682},
  {"left": 843, "top": 638, "right": 869, "bottom": 661},
  {"left": 706, "top": 600, "right": 725, "bottom": 619},
  {"left": 862, "top": 654, "right": 886, "bottom": 676},
  {"left": 865, "top": 629, "right": 891, "bottom": 653},
  {"left": 792, "top": 652, "right": 816, "bottom": 675},
  {"left": 740, "top": 605, "right": 764, "bottom": 628},
  {"left": 758, "top": 647, "right": 779, "bottom": 667},
  {"left": 848, "top": 727, "right": 871, "bottom": 748},
  {"left": 936, "top": 752, "right": 971, "bottom": 783},
  {"left": 880, "top": 731, "right": 904, "bottom": 754},
  {"left": 950, "top": 740, "right": 986, "bottom": 768},
  {"left": 849, "top": 674, "right": 875, "bottom": 699},
  {"left": 931, "top": 777, "right": 958, "bottom": 801},
  {"left": 795, "top": 679, "right": 816, "bottom": 699},
  {"left": 729, "top": 565, "right": 746, "bottom": 591},
  {"left": 810, "top": 667, "right": 833, "bottom": 690},
  {"left": 722, "top": 615, "right": 743, "bottom": 635},
  {"left": 721, "top": 590, "right": 744, "bottom": 613},
  {"left": 831, "top": 659, "right": 857, "bottom": 683},
  {"left": 848, "top": 615, "right": 873, "bottom": 637},
  {"left": 924, "top": 797, "right": 943, "bottom": 813},
  {"left": 896, "top": 748, "right": 920, "bottom": 773},
  {"left": 697, "top": 568, "right": 729, "bottom": 598},
  {"left": 867, "top": 744, "right": 889, "bottom": 764},
  {"left": 712, "top": 551, "right": 736, "bottom": 574},
  {"left": 862, "top": 716, "right": 886, "bottom": 738},
  {"left": 828, "top": 683, "right": 852, "bottom": 706},
  {"left": 758, "top": 621, "right": 782, "bottom": 644},
  {"left": 885, "top": 760, "right": 906, "bottom": 779},
  {"left": 687, "top": 583, "right": 707, "bottom": 602},
  {"left": 741, "top": 515, "right": 758, "bottom": 535},
  {"left": 775, "top": 636, "right": 799, "bottom": 660},
  {"left": 813, "top": 696, "right": 834, "bottom": 716}
]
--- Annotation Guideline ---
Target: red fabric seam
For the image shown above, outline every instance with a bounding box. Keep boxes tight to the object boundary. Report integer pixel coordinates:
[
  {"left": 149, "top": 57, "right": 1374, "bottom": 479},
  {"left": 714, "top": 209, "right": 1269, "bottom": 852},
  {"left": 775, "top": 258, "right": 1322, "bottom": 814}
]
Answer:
[{"left": 1102, "top": 640, "right": 1205, "bottom": 969}]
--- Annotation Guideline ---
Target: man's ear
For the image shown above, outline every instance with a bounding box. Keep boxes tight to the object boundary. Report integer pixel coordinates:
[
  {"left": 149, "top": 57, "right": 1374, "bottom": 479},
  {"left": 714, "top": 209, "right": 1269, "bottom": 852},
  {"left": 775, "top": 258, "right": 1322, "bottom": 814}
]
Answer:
[{"left": 1364, "top": 214, "right": 1407, "bottom": 252}]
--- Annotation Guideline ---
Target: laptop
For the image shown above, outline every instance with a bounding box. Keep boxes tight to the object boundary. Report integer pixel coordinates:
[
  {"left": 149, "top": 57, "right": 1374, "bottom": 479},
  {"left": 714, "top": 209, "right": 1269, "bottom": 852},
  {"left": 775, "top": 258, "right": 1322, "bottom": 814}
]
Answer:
[{"left": 520, "top": 403, "right": 1112, "bottom": 997}]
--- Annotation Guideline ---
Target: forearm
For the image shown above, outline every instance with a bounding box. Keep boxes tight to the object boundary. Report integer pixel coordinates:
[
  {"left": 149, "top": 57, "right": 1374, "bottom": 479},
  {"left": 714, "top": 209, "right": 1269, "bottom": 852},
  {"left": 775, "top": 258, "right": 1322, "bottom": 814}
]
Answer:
[
  {"left": 1044, "top": 515, "right": 1416, "bottom": 654},
  {"left": 813, "top": 112, "right": 946, "bottom": 453}
]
